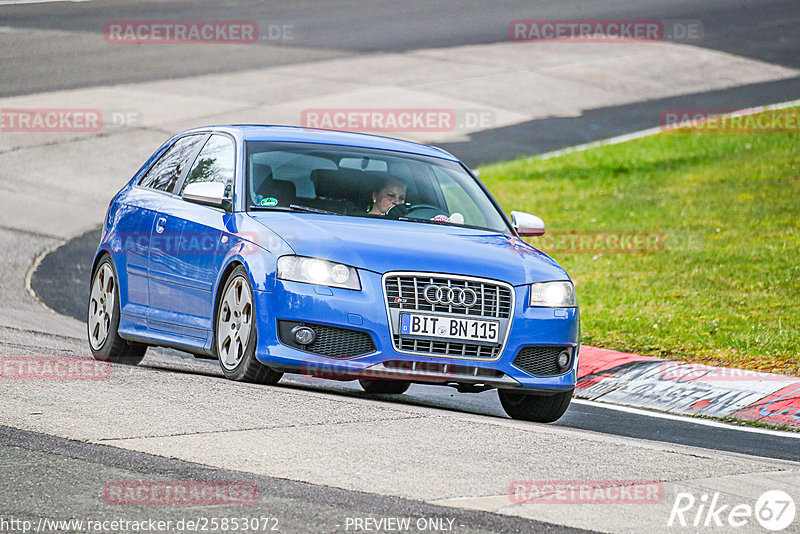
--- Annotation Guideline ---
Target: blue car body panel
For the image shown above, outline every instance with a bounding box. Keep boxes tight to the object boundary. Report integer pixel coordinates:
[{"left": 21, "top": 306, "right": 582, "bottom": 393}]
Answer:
[
  {"left": 252, "top": 276, "right": 580, "bottom": 391},
  {"left": 248, "top": 212, "right": 569, "bottom": 286},
  {"left": 224, "top": 125, "right": 459, "bottom": 161},
  {"left": 93, "top": 125, "right": 580, "bottom": 392}
]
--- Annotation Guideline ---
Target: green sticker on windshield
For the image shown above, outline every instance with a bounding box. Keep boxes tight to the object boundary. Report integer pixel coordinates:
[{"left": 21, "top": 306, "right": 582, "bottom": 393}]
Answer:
[{"left": 260, "top": 197, "right": 278, "bottom": 207}]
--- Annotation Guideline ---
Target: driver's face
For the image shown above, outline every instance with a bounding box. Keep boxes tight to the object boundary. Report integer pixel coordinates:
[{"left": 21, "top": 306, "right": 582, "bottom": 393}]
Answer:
[{"left": 373, "top": 183, "right": 406, "bottom": 214}]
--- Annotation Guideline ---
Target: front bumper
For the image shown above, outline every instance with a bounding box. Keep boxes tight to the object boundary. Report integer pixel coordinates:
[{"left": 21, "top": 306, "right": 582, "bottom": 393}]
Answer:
[{"left": 253, "top": 270, "right": 579, "bottom": 392}]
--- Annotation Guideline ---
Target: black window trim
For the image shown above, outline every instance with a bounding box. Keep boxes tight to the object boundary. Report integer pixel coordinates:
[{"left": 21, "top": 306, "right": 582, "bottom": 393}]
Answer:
[
  {"left": 135, "top": 132, "right": 210, "bottom": 196},
  {"left": 173, "top": 131, "right": 238, "bottom": 212}
]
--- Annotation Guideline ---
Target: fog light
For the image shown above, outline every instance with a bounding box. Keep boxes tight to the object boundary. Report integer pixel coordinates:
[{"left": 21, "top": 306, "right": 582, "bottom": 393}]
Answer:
[
  {"left": 292, "top": 326, "right": 316, "bottom": 345},
  {"left": 557, "top": 350, "right": 571, "bottom": 370}
]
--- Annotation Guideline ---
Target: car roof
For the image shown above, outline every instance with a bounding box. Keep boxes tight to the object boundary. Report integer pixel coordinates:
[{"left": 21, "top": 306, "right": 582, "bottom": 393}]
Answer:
[{"left": 182, "top": 125, "right": 460, "bottom": 162}]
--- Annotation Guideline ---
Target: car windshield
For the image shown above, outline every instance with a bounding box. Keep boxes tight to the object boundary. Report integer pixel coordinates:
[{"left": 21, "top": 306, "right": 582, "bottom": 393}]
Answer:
[{"left": 245, "top": 142, "right": 510, "bottom": 233}]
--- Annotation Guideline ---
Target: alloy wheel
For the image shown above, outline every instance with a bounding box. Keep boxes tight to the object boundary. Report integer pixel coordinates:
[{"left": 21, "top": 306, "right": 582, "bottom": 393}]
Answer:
[
  {"left": 88, "top": 263, "right": 115, "bottom": 350},
  {"left": 217, "top": 276, "right": 253, "bottom": 370}
]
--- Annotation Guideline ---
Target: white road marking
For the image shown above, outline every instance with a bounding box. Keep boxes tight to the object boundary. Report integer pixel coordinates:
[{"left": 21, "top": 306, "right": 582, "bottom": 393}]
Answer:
[{"left": 571, "top": 398, "right": 800, "bottom": 438}]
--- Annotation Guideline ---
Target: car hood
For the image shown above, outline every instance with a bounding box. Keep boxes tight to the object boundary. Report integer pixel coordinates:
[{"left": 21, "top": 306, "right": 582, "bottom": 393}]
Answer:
[{"left": 249, "top": 213, "right": 569, "bottom": 286}]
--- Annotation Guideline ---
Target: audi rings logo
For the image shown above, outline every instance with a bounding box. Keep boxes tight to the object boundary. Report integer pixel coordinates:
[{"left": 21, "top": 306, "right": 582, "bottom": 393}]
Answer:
[{"left": 422, "top": 284, "right": 478, "bottom": 307}]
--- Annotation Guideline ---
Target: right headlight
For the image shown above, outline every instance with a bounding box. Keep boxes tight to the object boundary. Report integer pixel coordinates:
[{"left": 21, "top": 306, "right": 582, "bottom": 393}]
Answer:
[
  {"left": 530, "top": 281, "right": 577, "bottom": 308},
  {"left": 277, "top": 256, "right": 361, "bottom": 290}
]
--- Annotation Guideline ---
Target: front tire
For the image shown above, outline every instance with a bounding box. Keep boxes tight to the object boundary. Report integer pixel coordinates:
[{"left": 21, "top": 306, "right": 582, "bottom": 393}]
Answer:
[
  {"left": 88, "top": 256, "right": 146, "bottom": 365},
  {"left": 215, "top": 266, "right": 282, "bottom": 385},
  {"left": 498, "top": 389, "right": 572, "bottom": 423},
  {"left": 359, "top": 379, "right": 411, "bottom": 394}
]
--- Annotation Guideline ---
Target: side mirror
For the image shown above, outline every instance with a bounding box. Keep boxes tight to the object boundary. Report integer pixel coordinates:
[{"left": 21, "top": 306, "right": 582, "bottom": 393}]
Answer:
[
  {"left": 182, "top": 182, "right": 227, "bottom": 208},
  {"left": 510, "top": 211, "right": 545, "bottom": 236}
]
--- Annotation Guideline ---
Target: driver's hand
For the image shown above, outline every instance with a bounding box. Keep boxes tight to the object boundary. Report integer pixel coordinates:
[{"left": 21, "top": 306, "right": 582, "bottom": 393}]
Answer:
[{"left": 386, "top": 203, "right": 410, "bottom": 218}]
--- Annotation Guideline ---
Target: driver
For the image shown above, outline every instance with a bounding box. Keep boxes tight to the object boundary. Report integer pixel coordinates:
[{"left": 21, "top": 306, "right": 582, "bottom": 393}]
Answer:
[{"left": 368, "top": 179, "right": 406, "bottom": 215}]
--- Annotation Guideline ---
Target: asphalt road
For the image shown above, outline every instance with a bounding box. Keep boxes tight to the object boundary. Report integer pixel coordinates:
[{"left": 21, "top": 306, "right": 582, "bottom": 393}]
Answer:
[
  {"left": 31, "top": 227, "right": 800, "bottom": 464},
  {"left": 1, "top": 425, "right": 586, "bottom": 534},
  {"left": 2, "top": 0, "right": 799, "bottom": 165},
  {"left": 5, "top": 1, "right": 800, "bottom": 532},
  {"left": 1, "top": 0, "right": 798, "bottom": 98}
]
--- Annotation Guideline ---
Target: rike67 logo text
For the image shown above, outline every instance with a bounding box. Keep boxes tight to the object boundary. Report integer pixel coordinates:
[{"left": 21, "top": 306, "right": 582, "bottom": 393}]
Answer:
[{"left": 668, "top": 490, "right": 796, "bottom": 531}]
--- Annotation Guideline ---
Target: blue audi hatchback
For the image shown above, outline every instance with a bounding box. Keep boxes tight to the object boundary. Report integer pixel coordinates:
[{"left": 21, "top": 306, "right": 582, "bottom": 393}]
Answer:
[{"left": 88, "top": 125, "right": 579, "bottom": 422}]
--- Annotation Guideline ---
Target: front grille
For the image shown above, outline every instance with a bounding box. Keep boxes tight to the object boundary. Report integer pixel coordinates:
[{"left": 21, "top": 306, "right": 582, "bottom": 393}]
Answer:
[
  {"left": 393, "top": 336, "right": 502, "bottom": 359},
  {"left": 513, "top": 346, "right": 573, "bottom": 377},
  {"left": 278, "top": 321, "right": 375, "bottom": 359},
  {"left": 382, "top": 360, "right": 505, "bottom": 378},
  {"left": 385, "top": 274, "right": 512, "bottom": 318},
  {"left": 384, "top": 273, "right": 514, "bottom": 360}
]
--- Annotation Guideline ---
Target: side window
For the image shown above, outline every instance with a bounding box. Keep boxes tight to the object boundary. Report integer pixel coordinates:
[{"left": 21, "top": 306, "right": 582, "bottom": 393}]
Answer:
[
  {"left": 433, "top": 167, "right": 487, "bottom": 227},
  {"left": 181, "top": 135, "right": 235, "bottom": 198},
  {"left": 139, "top": 135, "right": 206, "bottom": 193}
]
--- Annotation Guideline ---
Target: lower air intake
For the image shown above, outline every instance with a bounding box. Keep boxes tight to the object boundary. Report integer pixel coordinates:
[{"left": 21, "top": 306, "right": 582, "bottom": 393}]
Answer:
[
  {"left": 513, "top": 346, "right": 573, "bottom": 377},
  {"left": 278, "top": 321, "right": 376, "bottom": 359}
]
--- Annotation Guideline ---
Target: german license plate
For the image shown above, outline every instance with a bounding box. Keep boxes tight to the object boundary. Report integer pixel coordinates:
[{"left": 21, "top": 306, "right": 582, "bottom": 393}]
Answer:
[{"left": 399, "top": 313, "right": 499, "bottom": 343}]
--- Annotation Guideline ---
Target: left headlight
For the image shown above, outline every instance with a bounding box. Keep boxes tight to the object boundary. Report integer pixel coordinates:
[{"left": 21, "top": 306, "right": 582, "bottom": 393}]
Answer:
[
  {"left": 530, "top": 281, "right": 577, "bottom": 308},
  {"left": 277, "top": 256, "right": 361, "bottom": 290}
]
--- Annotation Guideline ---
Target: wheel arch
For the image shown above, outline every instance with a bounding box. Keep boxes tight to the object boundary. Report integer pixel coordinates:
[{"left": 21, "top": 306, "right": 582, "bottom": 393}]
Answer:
[
  {"left": 211, "top": 257, "right": 258, "bottom": 352},
  {"left": 90, "top": 247, "right": 131, "bottom": 314},
  {"left": 90, "top": 247, "right": 113, "bottom": 278},
  {"left": 213, "top": 260, "right": 247, "bottom": 321},
  {"left": 212, "top": 245, "right": 276, "bottom": 316}
]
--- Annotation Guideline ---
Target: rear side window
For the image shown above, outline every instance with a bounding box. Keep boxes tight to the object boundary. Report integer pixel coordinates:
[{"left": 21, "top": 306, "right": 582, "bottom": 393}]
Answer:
[
  {"left": 180, "top": 134, "right": 235, "bottom": 198},
  {"left": 139, "top": 135, "right": 206, "bottom": 193}
]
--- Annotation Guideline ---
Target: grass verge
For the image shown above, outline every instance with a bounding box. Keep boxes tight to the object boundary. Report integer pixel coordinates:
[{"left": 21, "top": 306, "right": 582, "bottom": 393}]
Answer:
[{"left": 479, "top": 108, "right": 800, "bottom": 376}]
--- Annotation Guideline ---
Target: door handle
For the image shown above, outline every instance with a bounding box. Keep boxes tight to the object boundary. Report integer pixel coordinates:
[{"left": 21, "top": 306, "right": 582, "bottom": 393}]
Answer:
[{"left": 155, "top": 217, "right": 166, "bottom": 234}]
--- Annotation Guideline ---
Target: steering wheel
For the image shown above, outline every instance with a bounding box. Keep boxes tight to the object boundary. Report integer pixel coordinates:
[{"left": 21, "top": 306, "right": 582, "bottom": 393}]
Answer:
[{"left": 387, "top": 203, "right": 449, "bottom": 220}]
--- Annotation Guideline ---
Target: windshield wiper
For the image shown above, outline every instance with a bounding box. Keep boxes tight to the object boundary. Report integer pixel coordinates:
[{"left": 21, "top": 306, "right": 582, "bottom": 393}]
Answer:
[
  {"left": 248, "top": 205, "right": 293, "bottom": 211},
  {"left": 396, "top": 216, "right": 491, "bottom": 232},
  {"left": 248, "top": 204, "right": 339, "bottom": 215},
  {"left": 288, "top": 204, "right": 339, "bottom": 215},
  {"left": 397, "top": 216, "right": 453, "bottom": 226}
]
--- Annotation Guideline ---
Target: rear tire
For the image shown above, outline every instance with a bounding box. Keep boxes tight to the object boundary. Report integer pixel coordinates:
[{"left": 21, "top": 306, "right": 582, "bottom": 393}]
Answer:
[
  {"left": 498, "top": 389, "right": 572, "bottom": 423},
  {"left": 88, "top": 256, "right": 147, "bottom": 365},
  {"left": 359, "top": 379, "right": 411, "bottom": 395},
  {"left": 215, "top": 266, "right": 282, "bottom": 385}
]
